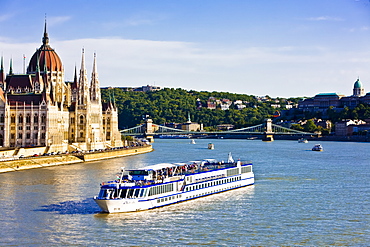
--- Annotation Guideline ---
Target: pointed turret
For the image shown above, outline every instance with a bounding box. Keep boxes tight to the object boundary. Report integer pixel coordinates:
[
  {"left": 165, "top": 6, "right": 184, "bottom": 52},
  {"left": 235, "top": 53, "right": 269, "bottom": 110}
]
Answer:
[
  {"left": 78, "top": 48, "right": 89, "bottom": 105},
  {"left": 33, "top": 53, "right": 44, "bottom": 92},
  {"left": 0, "top": 56, "right": 5, "bottom": 90},
  {"left": 90, "top": 52, "right": 101, "bottom": 104},
  {"left": 73, "top": 65, "right": 78, "bottom": 87},
  {"left": 9, "top": 58, "right": 13, "bottom": 75}
]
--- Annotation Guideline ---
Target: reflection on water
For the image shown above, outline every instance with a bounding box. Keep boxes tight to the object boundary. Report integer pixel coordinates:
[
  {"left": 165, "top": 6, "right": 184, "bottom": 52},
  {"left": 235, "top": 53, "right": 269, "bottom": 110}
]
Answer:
[
  {"left": 0, "top": 139, "right": 369, "bottom": 246},
  {"left": 36, "top": 198, "right": 100, "bottom": 215}
]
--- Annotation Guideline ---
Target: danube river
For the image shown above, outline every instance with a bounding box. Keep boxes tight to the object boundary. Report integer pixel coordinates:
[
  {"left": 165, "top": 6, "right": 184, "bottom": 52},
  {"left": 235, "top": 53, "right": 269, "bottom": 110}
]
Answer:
[{"left": 1, "top": 139, "right": 369, "bottom": 246}]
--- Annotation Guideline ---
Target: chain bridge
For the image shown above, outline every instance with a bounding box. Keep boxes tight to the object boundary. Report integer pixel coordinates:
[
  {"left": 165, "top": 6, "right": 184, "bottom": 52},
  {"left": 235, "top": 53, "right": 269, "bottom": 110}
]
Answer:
[{"left": 120, "top": 118, "right": 317, "bottom": 142}]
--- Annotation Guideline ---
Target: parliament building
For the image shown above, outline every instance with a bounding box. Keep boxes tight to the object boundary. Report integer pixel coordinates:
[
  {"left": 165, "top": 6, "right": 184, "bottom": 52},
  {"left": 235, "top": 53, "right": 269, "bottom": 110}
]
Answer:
[{"left": 0, "top": 22, "right": 122, "bottom": 152}]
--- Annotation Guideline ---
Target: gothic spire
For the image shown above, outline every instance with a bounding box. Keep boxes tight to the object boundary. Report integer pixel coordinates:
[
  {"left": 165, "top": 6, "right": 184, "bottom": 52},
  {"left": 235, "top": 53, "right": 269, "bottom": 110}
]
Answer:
[
  {"left": 78, "top": 48, "right": 89, "bottom": 105},
  {"left": 0, "top": 56, "right": 5, "bottom": 88},
  {"left": 0, "top": 56, "right": 3, "bottom": 72},
  {"left": 73, "top": 64, "right": 78, "bottom": 86},
  {"left": 90, "top": 52, "right": 101, "bottom": 103},
  {"left": 34, "top": 52, "right": 43, "bottom": 92},
  {"left": 42, "top": 17, "right": 49, "bottom": 46},
  {"left": 9, "top": 58, "right": 13, "bottom": 75}
]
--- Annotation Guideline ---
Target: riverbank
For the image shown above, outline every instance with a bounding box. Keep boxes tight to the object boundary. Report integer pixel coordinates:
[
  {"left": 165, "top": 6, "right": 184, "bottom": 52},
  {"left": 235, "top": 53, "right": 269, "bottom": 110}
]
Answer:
[{"left": 0, "top": 145, "right": 153, "bottom": 173}]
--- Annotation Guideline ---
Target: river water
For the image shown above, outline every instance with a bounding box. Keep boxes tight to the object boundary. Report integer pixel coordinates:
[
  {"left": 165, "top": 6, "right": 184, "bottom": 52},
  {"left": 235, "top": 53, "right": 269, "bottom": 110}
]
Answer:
[{"left": 0, "top": 139, "right": 369, "bottom": 246}]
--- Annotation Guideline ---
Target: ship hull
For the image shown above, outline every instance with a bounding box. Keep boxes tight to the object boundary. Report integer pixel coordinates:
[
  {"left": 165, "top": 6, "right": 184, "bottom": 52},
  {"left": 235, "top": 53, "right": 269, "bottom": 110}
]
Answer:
[{"left": 94, "top": 174, "right": 254, "bottom": 213}]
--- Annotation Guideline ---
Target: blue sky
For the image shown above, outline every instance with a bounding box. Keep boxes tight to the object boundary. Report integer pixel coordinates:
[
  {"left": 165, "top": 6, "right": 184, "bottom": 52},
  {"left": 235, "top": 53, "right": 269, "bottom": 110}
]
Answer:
[{"left": 1, "top": 0, "right": 370, "bottom": 97}]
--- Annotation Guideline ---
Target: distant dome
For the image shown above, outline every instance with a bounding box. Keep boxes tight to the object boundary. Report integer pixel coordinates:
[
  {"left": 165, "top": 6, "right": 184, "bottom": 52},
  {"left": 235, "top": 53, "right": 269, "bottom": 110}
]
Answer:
[
  {"left": 27, "top": 22, "right": 62, "bottom": 74},
  {"left": 354, "top": 78, "right": 362, "bottom": 89}
]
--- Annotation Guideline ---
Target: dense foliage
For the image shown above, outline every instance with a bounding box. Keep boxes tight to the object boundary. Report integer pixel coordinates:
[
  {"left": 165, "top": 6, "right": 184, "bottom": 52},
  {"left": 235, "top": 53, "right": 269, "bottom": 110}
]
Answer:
[
  {"left": 101, "top": 88, "right": 280, "bottom": 129},
  {"left": 101, "top": 88, "right": 370, "bottom": 132}
]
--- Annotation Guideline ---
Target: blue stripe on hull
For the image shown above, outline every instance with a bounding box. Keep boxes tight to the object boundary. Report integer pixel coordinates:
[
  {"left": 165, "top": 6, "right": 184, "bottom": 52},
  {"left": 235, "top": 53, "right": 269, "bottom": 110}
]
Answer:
[{"left": 146, "top": 178, "right": 254, "bottom": 210}]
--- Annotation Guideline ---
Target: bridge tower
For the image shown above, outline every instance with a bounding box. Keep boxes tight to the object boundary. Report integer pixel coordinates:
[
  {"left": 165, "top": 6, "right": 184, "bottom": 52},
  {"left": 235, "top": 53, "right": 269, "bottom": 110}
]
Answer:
[
  {"left": 144, "top": 118, "right": 155, "bottom": 143},
  {"left": 262, "top": 119, "right": 274, "bottom": 142}
]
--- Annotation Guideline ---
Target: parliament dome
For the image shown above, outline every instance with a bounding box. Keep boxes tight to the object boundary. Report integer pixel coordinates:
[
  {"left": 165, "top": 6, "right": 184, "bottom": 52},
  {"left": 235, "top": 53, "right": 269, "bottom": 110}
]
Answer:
[{"left": 27, "top": 22, "right": 63, "bottom": 74}]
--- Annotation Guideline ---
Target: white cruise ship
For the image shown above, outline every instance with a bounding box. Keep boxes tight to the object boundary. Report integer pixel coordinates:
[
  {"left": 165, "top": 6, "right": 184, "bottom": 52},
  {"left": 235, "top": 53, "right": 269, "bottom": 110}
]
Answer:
[{"left": 94, "top": 153, "right": 254, "bottom": 213}]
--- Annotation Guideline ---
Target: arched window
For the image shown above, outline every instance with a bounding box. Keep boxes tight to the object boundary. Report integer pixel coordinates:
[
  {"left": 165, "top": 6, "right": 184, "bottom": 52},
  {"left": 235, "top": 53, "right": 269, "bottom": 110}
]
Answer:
[
  {"left": 0, "top": 114, "right": 4, "bottom": 123},
  {"left": 80, "top": 115, "right": 84, "bottom": 124},
  {"left": 18, "top": 114, "right": 23, "bottom": 123},
  {"left": 26, "top": 114, "right": 31, "bottom": 124},
  {"left": 41, "top": 114, "right": 46, "bottom": 123},
  {"left": 34, "top": 114, "right": 38, "bottom": 123},
  {"left": 11, "top": 115, "right": 15, "bottom": 124}
]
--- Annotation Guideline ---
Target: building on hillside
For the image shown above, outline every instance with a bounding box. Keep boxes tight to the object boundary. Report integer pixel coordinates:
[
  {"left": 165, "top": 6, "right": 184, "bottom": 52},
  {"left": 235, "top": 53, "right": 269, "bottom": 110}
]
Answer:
[
  {"left": 134, "top": 85, "right": 161, "bottom": 92},
  {"left": 335, "top": 119, "right": 366, "bottom": 136},
  {"left": 104, "top": 85, "right": 161, "bottom": 92},
  {"left": 196, "top": 98, "right": 203, "bottom": 109},
  {"left": 0, "top": 22, "right": 122, "bottom": 151},
  {"left": 314, "top": 119, "right": 332, "bottom": 130},
  {"left": 298, "top": 78, "right": 370, "bottom": 111},
  {"left": 347, "top": 123, "right": 370, "bottom": 136},
  {"left": 217, "top": 124, "right": 234, "bottom": 130},
  {"left": 207, "top": 97, "right": 217, "bottom": 109},
  {"left": 181, "top": 114, "right": 203, "bottom": 131}
]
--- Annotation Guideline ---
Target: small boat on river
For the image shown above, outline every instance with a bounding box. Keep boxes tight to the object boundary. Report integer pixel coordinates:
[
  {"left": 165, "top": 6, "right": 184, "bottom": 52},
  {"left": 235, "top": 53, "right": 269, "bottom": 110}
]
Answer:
[
  {"left": 298, "top": 138, "right": 308, "bottom": 143},
  {"left": 208, "top": 143, "right": 214, "bottom": 149},
  {"left": 94, "top": 153, "right": 254, "bottom": 213},
  {"left": 312, "top": 144, "right": 323, "bottom": 151},
  {"left": 190, "top": 139, "right": 196, "bottom": 144}
]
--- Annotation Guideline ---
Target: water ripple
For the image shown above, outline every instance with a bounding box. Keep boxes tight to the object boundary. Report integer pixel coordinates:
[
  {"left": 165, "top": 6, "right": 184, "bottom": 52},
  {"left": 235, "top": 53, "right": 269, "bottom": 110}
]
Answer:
[{"left": 35, "top": 198, "right": 100, "bottom": 214}]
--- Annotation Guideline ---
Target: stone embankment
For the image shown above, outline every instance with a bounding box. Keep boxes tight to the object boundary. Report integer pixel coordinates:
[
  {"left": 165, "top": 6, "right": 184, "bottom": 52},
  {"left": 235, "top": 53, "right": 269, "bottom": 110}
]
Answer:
[{"left": 0, "top": 145, "right": 153, "bottom": 173}]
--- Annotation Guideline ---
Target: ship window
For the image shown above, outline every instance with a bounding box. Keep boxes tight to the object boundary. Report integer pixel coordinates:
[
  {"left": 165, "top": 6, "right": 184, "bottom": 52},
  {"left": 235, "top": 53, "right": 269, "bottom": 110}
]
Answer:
[
  {"left": 98, "top": 189, "right": 107, "bottom": 198},
  {"left": 120, "top": 189, "right": 128, "bottom": 198},
  {"left": 129, "top": 170, "right": 149, "bottom": 176},
  {"left": 127, "top": 189, "right": 135, "bottom": 198},
  {"left": 143, "top": 189, "right": 149, "bottom": 197},
  {"left": 134, "top": 189, "right": 140, "bottom": 198},
  {"left": 112, "top": 189, "right": 118, "bottom": 198},
  {"left": 139, "top": 189, "right": 145, "bottom": 197}
]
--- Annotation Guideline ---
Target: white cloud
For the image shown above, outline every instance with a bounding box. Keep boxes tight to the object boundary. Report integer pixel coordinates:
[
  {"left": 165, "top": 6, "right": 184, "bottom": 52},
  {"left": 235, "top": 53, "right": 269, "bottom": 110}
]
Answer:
[
  {"left": 1, "top": 37, "right": 369, "bottom": 97},
  {"left": 0, "top": 14, "right": 12, "bottom": 22},
  {"left": 306, "top": 16, "right": 343, "bottom": 21},
  {"left": 48, "top": 16, "right": 72, "bottom": 26}
]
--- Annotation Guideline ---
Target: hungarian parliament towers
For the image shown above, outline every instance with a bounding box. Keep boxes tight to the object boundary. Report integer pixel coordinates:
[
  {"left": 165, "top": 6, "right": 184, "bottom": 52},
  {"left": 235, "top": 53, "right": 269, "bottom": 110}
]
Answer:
[{"left": 0, "top": 22, "right": 122, "bottom": 151}]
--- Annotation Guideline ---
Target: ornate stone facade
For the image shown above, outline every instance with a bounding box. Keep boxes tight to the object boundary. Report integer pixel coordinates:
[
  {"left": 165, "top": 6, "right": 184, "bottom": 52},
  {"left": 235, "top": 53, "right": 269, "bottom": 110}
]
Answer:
[{"left": 0, "top": 22, "right": 122, "bottom": 151}]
